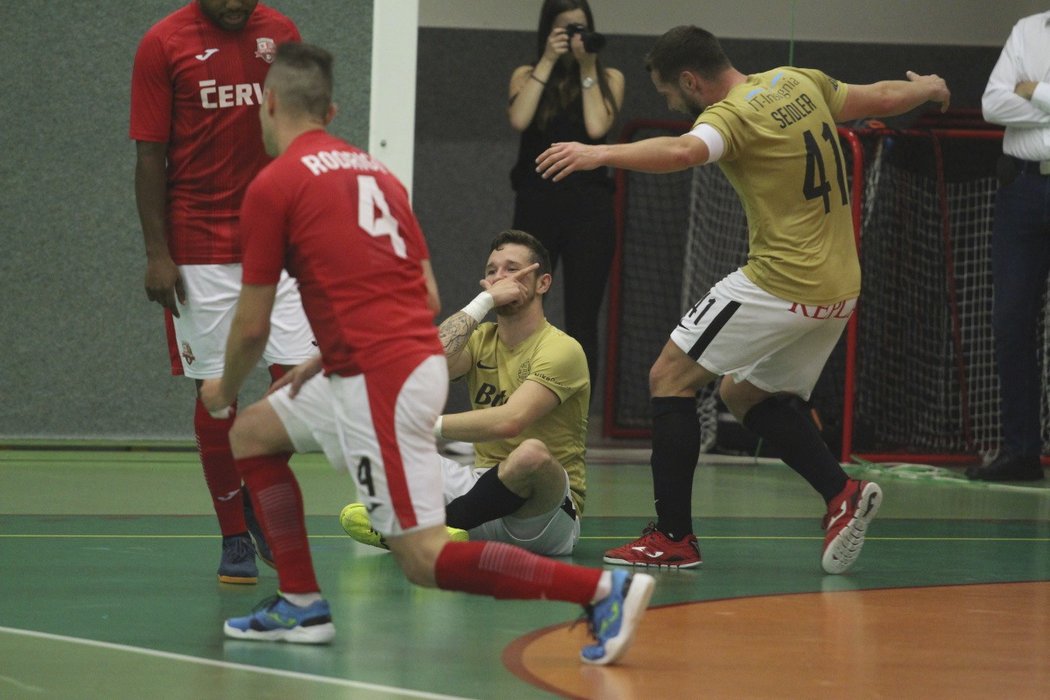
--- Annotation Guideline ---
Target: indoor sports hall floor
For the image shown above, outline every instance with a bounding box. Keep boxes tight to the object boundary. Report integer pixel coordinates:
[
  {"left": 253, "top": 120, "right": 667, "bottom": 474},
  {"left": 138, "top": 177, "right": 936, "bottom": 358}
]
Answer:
[{"left": 1, "top": 444, "right": 1048, "bottom": 699}]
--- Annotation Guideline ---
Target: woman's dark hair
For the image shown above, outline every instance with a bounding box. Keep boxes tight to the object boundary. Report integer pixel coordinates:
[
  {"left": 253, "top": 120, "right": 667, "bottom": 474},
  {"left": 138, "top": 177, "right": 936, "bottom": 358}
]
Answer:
[{"left": 532, "top": 0, "right": 617, "bottom": 130}]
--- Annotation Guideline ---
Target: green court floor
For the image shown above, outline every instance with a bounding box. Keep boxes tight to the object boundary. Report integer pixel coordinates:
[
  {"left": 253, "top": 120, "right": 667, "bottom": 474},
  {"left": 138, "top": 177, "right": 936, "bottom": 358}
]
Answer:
[{"left": 1, "top": 448, "right": 1047, "bottom": 698}]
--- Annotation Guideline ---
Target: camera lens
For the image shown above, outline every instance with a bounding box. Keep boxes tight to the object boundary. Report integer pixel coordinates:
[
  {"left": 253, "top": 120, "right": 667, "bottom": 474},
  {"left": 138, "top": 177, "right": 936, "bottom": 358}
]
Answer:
[
  {"left": 582, "top": 31, "right": 605, "bottom": 53},
  {"left": 563, "top": 23, "right": 604, "bottom": 53}
]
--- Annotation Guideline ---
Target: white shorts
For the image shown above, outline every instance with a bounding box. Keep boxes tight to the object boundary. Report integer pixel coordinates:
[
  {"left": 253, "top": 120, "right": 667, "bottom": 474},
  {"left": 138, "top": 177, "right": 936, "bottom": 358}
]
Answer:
[
  {"left": 170, "top": 264, "right": 316, "bottom": 379},
  {"left": 329, "top": 354, "right": 449, "bottom": 537},
  {"left": 269, "top": 366, "right": 578, "bottom": 551},
  {"left": 670, "top": 270, "right": 855, "bottom": 399},
  {"left": 268, "top": 371, "right": 345, "bottom": 470},
  {"left": 440, "top": 458, "right": 580, "bottom": 556}
]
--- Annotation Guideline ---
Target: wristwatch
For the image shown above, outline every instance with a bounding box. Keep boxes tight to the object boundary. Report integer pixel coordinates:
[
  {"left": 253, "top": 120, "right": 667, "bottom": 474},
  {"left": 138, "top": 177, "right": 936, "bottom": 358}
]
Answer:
[{"left": 582, "top": 76, "right": 595, "bottom": 89}]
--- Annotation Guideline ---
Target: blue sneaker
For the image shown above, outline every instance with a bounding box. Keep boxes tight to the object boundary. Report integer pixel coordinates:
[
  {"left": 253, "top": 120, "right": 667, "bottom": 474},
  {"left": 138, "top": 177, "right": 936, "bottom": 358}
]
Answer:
[
  {"left": 224, "top": 595, "right": 335, "bottom": 644},
  {"left": 218, "top": 534, "right": 258, "bottom": 584},
  {"left": 242, "top": 490, "right": 274, "bottom": 569},
  {"left": 580, "top": 570, "right": 655, "bottom": 665}
]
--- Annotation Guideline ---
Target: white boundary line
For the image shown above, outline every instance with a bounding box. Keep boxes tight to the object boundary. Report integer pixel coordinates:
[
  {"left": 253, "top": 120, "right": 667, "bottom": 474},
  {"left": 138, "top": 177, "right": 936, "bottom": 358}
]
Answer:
[{"left": 0, "top": 626, "right": 474, "bottom": 700}]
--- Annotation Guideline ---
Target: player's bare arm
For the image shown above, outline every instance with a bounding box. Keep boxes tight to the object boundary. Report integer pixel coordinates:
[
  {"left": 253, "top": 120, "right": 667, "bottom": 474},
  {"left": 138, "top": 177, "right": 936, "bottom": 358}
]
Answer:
[
  {"left": 439, "top": 312, "right": 479, "bottom": 379},
  {"left": 200, "top": 283, "right": 277, "bottom": 414},
  {"left": 536, "top": 134, "right": 708, "bottom": 182},
  {"left": 135, "top": 140, "right": 185, "bottom": 316},
  {"left": 835, "top": 71, "right": 950, "bottom": 123},
  {"left": 441, "top": 380, "right": 560, "bottom": 443},
  {"left": 440, "top": 262, "right": 539, "bottom": 377}
]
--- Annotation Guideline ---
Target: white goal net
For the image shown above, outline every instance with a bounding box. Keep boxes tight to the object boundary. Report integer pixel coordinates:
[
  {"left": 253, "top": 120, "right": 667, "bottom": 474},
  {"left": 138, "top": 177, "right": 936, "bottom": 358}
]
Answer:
[{"left": 607, "top": 124, "right": 1022, "bottom": 462}]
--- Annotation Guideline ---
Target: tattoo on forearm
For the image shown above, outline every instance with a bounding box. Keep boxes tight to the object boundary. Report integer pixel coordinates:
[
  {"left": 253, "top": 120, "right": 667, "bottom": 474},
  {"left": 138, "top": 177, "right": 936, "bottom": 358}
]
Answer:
[{"left": 439, "top": 312, "right": 477, "bottom": 357}]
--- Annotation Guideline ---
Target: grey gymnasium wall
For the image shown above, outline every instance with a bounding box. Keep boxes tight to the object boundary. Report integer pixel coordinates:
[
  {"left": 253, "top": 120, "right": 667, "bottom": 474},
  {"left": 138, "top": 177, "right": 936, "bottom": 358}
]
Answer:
[
  {"left": 0, "top": 2, "right": 1012, "bottom": 442},
  {"left": 0, "top": 2, "right": 371, "bottom": 442}
]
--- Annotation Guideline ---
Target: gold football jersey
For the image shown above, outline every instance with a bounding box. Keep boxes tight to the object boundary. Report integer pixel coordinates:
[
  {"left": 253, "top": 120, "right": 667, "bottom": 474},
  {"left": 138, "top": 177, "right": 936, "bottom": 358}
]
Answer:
[
  {"left": 465, "top": 321, "right": 589, "bottom": 513},
  {"left": 698, "top": 67, "right": 860, "bottom": 305}
]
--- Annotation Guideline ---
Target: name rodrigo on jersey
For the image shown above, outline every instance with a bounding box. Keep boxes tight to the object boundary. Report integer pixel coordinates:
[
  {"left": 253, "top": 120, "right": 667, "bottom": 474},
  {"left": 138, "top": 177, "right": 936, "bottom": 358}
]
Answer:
[{"left": 299, "top": 150, "right": 390, "bottom": 177}]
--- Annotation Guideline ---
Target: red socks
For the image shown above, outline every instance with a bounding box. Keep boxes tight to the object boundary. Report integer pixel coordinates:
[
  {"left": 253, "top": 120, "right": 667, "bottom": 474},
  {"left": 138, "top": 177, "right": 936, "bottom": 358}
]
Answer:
[
  {"left": 434, "top": 541, "right": 600, "bottom": 604},
  {"left": 235, "top": 454, "right": 319, "bottom": 594},
  {"left": 194, "top": 398, "right": 246, "bottom": 536}
]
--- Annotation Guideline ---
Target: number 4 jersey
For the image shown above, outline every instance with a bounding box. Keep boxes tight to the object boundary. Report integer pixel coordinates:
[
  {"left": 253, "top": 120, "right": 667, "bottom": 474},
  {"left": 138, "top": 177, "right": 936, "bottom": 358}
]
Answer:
[
  {"left": 695, "top": 68, "right": 858, "bottom": 306},
  {"left": 240, "top": 129, "right": 442, "bottom": 376}
]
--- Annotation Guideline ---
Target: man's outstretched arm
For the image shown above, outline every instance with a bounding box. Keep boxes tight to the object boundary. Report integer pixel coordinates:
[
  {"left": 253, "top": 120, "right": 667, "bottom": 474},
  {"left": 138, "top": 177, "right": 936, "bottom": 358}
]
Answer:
[
  {"left": 835, "top": 71, "right": 950, "bottom": 124},
  {"left": 536, "top": 134, "right": 710, "bottom": 182}
]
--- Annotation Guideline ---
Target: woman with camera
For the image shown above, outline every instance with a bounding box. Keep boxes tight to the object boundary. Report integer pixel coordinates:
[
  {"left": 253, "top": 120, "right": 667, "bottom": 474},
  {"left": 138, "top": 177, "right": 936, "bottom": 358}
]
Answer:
[{"left": 507, "top": 0, "right": 625, "bottom": 398}]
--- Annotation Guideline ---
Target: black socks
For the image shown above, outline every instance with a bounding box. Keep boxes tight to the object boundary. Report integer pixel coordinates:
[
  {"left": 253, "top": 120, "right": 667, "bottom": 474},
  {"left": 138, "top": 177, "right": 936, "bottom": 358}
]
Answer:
[
  {"left": 445, "top": 465, "right": 527, "bottom": 530},
  {"left": 651, "top": 396, "right": 700, "bottom": 540},
  {"left": 742, "top": 396, "right": 847, "bottom": 502}
]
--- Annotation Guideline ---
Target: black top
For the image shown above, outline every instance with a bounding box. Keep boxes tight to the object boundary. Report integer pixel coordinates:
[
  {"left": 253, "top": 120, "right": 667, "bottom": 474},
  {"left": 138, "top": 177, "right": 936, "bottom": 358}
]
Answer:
[{"left": 510, "top": 95, "right": 612, "bottom": 193}]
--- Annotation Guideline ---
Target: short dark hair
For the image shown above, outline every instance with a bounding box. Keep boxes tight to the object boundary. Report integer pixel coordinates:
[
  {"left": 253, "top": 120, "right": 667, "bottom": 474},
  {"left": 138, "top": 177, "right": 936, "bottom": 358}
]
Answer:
[
  {"left": 489, "top": 229, "right": 552, "bottom": 278},
  {"left": 645, "top": 25, "right": 731, "bottom": 83},
  {"left": 268, "top": 42, "right": 333, "bottom": 120}
]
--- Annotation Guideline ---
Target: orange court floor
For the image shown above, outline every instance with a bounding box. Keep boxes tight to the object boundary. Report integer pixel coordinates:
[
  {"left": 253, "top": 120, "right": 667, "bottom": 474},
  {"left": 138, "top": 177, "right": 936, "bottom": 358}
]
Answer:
[{"left": 1, "top": 445, "right": 1048, "bottom": 699}]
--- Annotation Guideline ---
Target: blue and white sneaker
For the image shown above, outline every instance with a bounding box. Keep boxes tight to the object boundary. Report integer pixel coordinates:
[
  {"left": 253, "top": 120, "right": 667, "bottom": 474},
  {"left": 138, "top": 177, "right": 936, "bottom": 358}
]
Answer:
[
  {"left": 224, "top": 595, "right": 335, "bottom": 644},
  {"left": 580, "top": 570, "right": 655, "bottom": 665}
]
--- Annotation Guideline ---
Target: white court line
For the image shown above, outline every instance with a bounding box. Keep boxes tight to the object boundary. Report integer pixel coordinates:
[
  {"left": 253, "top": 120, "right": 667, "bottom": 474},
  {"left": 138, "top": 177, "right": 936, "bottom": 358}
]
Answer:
[
  {"left": 0, "top": 626, "right": 475, "bottom": 700},
  {"left": 0, "top": 673, "right": 44, "bottom": 694}
]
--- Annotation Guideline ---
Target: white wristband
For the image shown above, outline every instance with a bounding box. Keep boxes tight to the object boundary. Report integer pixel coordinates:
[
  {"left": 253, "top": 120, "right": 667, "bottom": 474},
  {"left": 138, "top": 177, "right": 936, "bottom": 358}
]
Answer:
[
  {"left": 433, "top": 415, "right": 444, "bottom": 439},
  {"left": 461, "top": 292, "right": 495, "bottom": 323},
  {"left": 208, "top": 406, "right": 232, "bottom": 419}
]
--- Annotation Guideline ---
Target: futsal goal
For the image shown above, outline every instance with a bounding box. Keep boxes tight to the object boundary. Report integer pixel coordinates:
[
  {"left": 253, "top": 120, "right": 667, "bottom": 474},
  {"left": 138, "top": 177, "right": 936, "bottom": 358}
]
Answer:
[{"left": 604, "top": 118, "right": 1017, "bottom": 464}]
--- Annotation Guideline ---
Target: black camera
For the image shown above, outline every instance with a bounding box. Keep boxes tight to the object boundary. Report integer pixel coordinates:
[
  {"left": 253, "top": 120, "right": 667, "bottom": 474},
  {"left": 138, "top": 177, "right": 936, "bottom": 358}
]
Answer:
[{"left": 564, "top": 23, "right": 605, "bottom": 53}]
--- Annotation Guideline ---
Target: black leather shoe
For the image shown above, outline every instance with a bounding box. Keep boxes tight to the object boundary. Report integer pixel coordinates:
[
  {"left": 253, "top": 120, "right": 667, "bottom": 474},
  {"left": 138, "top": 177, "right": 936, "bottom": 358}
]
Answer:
[{"left": 967, "top": 453, "right": 1044, "bottom": 482}]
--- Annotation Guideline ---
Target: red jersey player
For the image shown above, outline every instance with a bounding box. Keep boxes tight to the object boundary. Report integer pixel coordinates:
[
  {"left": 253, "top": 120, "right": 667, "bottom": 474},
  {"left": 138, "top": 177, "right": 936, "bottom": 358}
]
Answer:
[
  {"left": 199, "top": 42, "right": 654, "bottom": 664},
  {"left": 130, "top": 1, "right": 315, "bottom": 584}
]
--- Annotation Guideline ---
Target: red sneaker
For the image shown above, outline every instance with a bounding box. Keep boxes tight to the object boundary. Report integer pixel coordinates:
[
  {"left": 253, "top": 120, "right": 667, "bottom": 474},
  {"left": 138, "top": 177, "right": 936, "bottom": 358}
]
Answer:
[
  {"left": 821, "top": 479, "right": 882, "bottom": 574},
  {"left": 603, "top": 523, "right": 702, "bottom": 569}
]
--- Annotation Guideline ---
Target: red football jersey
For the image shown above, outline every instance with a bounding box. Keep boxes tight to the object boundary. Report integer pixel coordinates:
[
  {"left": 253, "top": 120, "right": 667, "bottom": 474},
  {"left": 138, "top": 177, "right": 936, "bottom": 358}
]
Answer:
[
  {"left": 129, "top": 2, "right": 300, "bottom": 264},
  {"left": 240, "top": 130, "right": 442, "bottom": 375}
]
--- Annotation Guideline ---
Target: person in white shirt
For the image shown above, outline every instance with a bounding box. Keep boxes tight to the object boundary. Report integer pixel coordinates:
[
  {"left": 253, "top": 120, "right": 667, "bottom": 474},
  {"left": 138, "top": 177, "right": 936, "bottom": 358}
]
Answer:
[{"left": 971, "top": 11, "right": 1050, "bottom": 482}]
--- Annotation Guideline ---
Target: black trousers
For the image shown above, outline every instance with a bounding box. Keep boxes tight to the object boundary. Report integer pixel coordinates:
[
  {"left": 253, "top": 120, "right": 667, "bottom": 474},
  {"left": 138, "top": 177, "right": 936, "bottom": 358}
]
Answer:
[
  {"left": 512, "top": 184, "right": 615, "bottom": 392},
  {"left": 991, "top": 158, "right": 1050, "bottom": 457}
]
